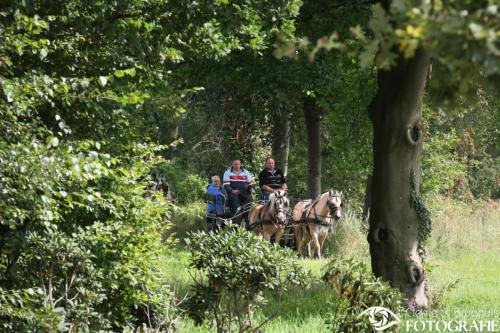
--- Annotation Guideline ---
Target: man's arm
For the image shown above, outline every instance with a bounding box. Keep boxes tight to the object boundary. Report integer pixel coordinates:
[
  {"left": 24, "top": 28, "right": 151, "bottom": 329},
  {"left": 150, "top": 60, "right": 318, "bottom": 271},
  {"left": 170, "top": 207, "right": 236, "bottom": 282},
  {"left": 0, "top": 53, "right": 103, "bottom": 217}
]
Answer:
[
  {"left": 245, "top": 170, "right": 254, "bottom": 193},
  {"left": 246, "top": 170, "right": 254, "bottom": 185},
  {"left": 223, "top": 170, "right": 233, "bottom": 193},
  {"left": 261, "top": 184, "right": 276, "bottom": 192},
  {"left": 258, "top": 171, "right": 271, "bottom": 192},
  {"left": 280, "top": 170, "right": 287, "bottom": 190}
]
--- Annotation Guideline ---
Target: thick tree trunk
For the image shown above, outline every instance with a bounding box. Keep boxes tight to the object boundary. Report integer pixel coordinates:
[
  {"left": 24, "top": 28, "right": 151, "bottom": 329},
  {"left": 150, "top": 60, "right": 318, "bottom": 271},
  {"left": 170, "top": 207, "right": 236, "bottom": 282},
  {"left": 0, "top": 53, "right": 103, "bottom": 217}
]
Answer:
[
  {"left": 303, "top": 97, "right": 321, "bottom": 199},
  {"left": 271, "top": 112, "right": 290, "bottom": 176},
  {"left": 362, "top": 174, "right": 372, "bottom": 222},
  {"left": 368, "top": 48, "right": 431, "bottom": 311}
]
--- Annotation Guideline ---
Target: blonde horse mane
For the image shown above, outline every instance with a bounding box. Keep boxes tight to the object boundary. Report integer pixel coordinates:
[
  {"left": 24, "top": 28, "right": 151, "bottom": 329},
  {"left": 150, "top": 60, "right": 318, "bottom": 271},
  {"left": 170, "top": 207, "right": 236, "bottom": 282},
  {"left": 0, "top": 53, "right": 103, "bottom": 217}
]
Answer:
[
  {"left": 319, "top": 190, "right": 341, "bottom": 198},
  {"left": 313, "top": 190, "right": 342, "bottom": 215}
]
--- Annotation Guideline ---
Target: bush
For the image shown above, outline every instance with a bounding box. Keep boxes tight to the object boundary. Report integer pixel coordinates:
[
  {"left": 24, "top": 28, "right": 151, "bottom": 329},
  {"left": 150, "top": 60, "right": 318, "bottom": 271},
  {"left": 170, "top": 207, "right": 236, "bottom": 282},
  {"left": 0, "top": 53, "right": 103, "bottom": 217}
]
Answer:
[
  {"left": 0, "top": 140, "right": 179, "bottom": 331},
  {"left": 322, "top": 259, "right": 404, "bottom": 333},
  {"left": 422, "top": 130, "right": 470, "bottom": 200},
  {"left": 176, "top": 174, "right": 207, "bottom": 204},
  {"left": 158, "top": 164, "right": 208, "bottom": 204},
  {"left": 185, "top": 226, "right": 308, "bottom": 332},
  {"left": 0, "top": 287, "right": 62, "bottom": 331}
]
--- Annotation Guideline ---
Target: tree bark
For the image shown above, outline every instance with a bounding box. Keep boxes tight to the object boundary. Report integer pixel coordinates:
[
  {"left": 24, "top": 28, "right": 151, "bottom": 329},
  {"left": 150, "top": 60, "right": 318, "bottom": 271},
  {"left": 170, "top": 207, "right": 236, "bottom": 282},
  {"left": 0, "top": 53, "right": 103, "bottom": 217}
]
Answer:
[
  {"left": 271, "top": 112, "right": 290, "bottom": 176},
  {"left": 362, "top": 174, "right": 372, "bottom": 222},
  {"left": 368, "top": 48, "right": 431, "bottom": 311},
  {"left": 303, "top": 97, "right": 321, "bottom": 199}
]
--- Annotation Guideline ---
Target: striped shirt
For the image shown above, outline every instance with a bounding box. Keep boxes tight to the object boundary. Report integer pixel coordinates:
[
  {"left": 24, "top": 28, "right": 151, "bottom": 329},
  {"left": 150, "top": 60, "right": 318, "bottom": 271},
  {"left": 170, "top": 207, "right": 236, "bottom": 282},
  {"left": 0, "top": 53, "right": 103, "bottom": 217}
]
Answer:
[
  {"left": 259, "top": 168, "right": 286, "bottom": 190},
  {"left": 223, "top": 168, "right": 253, "bottom": 192}
]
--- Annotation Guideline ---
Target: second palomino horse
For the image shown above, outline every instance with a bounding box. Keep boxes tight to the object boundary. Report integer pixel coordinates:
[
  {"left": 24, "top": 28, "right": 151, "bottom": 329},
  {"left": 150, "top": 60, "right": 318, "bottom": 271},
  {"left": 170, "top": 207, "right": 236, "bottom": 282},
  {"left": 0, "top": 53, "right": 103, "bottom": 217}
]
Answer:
[
  {"left": 292, "top": 190, "right": 342, "bottom": 258},
  {"left": 248, "top": 190, "right": 289, "bottom": 244}
]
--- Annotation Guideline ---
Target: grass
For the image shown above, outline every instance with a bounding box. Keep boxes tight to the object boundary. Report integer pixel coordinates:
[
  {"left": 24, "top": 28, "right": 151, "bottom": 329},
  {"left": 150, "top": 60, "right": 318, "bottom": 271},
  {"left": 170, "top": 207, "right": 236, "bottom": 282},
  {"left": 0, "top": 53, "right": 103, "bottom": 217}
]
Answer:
[{"left": 163, "top": 199, "right": 499, "bottom": 332}]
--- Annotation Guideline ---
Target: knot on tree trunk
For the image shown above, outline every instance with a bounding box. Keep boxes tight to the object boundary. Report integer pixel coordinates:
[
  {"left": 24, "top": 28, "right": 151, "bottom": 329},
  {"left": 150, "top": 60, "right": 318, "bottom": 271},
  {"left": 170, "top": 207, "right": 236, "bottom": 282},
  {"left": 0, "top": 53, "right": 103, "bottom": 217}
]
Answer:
[
  {"left": 373, "top": 227, "right": 389, "bottom": 244},
  {"left": 408, "top": 262, "right": 425, "bottom": 286},
  {"left": 406, "top": 124, "right": 423, "bottom": 146}
]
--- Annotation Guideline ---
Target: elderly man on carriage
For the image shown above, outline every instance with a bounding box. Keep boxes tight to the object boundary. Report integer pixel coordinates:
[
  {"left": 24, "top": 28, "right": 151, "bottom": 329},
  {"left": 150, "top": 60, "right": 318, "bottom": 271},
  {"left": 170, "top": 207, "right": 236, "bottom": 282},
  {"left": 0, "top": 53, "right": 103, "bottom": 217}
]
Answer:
[
  {"left": 258, "top": 157, "right": 287, "bottom": 201},
  {"left": 206, "top": 175, "right": 228, "bottom": 232},
  {"left": 223, "top": 159, "right": 254, "bottom": 225}
]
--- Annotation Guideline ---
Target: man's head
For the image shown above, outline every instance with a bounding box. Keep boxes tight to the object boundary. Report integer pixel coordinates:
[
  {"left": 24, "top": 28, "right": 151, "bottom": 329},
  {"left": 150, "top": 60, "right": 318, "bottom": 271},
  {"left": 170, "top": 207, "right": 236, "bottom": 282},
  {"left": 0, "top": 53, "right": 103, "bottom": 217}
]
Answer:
[
  {"left": 211, "top": 175, "right": 221, "bottom": 186},
  {"left": 265, "top": 158, "right": 275, "bottom": 171},
  {"left": 232, "top": 159, "right": 241, "bottom": 171}
]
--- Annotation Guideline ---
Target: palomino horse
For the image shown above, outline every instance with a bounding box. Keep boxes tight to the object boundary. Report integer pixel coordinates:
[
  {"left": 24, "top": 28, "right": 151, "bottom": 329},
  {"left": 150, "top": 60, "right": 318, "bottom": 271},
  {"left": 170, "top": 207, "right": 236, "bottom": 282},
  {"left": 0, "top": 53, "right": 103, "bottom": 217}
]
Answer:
[
  {"left": 248, "top": 190, "right": 289, "bottom": 244},
  {"left": 292, "top": 190, "right": 342, "bottom": 259}
]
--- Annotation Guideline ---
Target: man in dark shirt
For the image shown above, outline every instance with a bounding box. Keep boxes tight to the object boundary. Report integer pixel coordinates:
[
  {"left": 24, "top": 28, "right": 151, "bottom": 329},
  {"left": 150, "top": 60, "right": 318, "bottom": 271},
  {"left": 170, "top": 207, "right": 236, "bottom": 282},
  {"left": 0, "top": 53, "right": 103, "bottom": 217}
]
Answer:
[{"left": 258, "top": 157, "right": 287, "bottom": 200}]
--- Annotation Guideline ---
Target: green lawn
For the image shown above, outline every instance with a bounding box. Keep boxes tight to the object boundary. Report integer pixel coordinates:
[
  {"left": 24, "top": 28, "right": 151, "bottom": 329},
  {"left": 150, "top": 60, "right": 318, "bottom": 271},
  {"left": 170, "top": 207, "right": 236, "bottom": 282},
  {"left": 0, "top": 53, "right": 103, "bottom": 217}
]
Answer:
[
  {"left": 401, "top": 252, "right": 500, "bottom": 332},
  {"left": 163, "top": 202, "right": 499, "bottom": 332}
]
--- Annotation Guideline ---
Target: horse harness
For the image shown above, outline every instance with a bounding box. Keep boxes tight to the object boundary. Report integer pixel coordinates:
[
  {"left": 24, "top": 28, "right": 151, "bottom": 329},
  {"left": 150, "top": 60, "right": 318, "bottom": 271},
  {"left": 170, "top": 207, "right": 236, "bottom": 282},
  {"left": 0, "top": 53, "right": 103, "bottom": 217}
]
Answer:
[
  {"left": 299, "top": 191, "right": 341, "bottom": 228},
  {"left": 251, "top": 193, "right": 289, "bottom": 228}
]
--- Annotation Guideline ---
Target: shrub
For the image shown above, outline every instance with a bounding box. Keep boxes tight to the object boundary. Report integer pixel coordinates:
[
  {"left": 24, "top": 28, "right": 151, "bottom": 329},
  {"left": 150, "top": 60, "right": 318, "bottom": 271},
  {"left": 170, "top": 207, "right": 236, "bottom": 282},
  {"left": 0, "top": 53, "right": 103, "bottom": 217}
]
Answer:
[
  {"left": 185, "top": 226, "right": 308, "bottom": 333},
  {"left": 0, "top": 287, "right": 62, "bottom": 331},
  {"left": 0, "top": 140, "right": 179, "bottom": 331},
  {"left": 159, "top": 164, "right": 207, "bottom": 204},
  {"left": 422, "top": 130, "right": 469, "bottom": 199},
  {"left": 322, "top": 258, "right": 404, "bottom": 333}
]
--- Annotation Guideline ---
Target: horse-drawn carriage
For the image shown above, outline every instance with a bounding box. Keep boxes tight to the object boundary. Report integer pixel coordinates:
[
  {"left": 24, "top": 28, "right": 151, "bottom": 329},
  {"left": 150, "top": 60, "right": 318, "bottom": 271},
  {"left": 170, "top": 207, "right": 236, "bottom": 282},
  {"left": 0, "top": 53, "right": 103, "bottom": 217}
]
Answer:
[
  {"left": 204, "top": 189, "right": 296, "bottom": 248},
  {"left": 205, "top": 188, "right": 343, "bottom": 258}
]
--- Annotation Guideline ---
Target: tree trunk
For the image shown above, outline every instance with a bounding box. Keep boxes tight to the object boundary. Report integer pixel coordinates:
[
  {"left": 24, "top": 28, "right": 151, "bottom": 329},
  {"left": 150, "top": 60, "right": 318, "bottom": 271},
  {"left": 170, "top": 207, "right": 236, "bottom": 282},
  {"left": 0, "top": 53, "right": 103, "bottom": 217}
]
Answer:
[
  {"left": 368, "top": 47, "right": 431, "bottom": 311},
  {"left": 303, "top": 97, "right": 321, "bottom": 199},
  {"left": 362, "top": 174, "right": 372, "bottom": 222},
  {"left": 271, "top": 112, "right": 290, "bottom": 176}
]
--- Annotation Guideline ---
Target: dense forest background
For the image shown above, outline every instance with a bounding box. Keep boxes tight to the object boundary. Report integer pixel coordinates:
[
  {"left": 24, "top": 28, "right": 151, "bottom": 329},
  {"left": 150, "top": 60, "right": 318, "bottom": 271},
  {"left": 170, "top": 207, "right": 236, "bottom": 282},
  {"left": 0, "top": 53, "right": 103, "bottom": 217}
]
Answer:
[{"left": 0, "top": 0, "right": 498, "bottom": 331}]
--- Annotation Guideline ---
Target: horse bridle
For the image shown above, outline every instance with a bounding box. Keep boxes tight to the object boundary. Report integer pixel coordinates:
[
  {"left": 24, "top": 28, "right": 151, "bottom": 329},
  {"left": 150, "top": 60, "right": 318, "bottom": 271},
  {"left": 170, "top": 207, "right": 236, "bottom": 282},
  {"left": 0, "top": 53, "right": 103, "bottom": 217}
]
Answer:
[
  {"left": 269, "top": 192, "right": 289, "bottom": 226},
  {"left": 326, "top": 190, "right": 342, "bottom": 220}
]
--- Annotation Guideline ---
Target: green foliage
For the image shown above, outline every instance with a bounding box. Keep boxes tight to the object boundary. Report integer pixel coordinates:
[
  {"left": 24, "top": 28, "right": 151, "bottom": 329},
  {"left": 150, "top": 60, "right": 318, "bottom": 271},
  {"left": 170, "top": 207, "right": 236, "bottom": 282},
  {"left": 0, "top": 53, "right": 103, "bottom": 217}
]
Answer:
[
  {"left": 429, "top": 279, "right": 461, "bottom": 310},
  {"left": 0, "top": 0, "right": 304, "bottom": 329},
  {"left": 0, "top": 0, "right": 497, "bottom": 329},
  {"left": 174, "top": 174, "right": 208, "bottom": 204},
  {"left": 322, "top": 258, "right": 404, "bottom": 333},
  {"left": 422, "top": 129, "right": 469, "bottom": 197},
  {"left": 322, "top": 205, "right": 369, "bottom": 259},
  {"left": 0, "top": 287, "right": 62, "bottom": 331},
  {"left": 185, "top": 226, "right": 308, "bottom": 332},
  {"left": 169, "top": 201, "right": 206, "bottom": 239},
  {"left": 422, "top": 96, "right": 498, "bottom": 201},
  {"left": 0, "top": 139, "right": 178, "bottom": 330},
  {"left": 354, "top": 0, "right": 499, "bottom": 96}
]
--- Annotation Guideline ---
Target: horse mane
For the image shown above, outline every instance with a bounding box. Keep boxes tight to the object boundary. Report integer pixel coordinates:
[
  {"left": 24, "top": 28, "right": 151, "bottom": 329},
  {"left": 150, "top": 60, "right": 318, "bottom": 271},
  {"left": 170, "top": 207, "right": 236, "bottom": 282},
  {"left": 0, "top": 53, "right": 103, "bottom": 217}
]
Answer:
[
  {"left": 320, "top": 190, "right": 340, "bottom": 198},
  {"left": 314, "top": 190, "right": 342, "bottom": 214}
]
